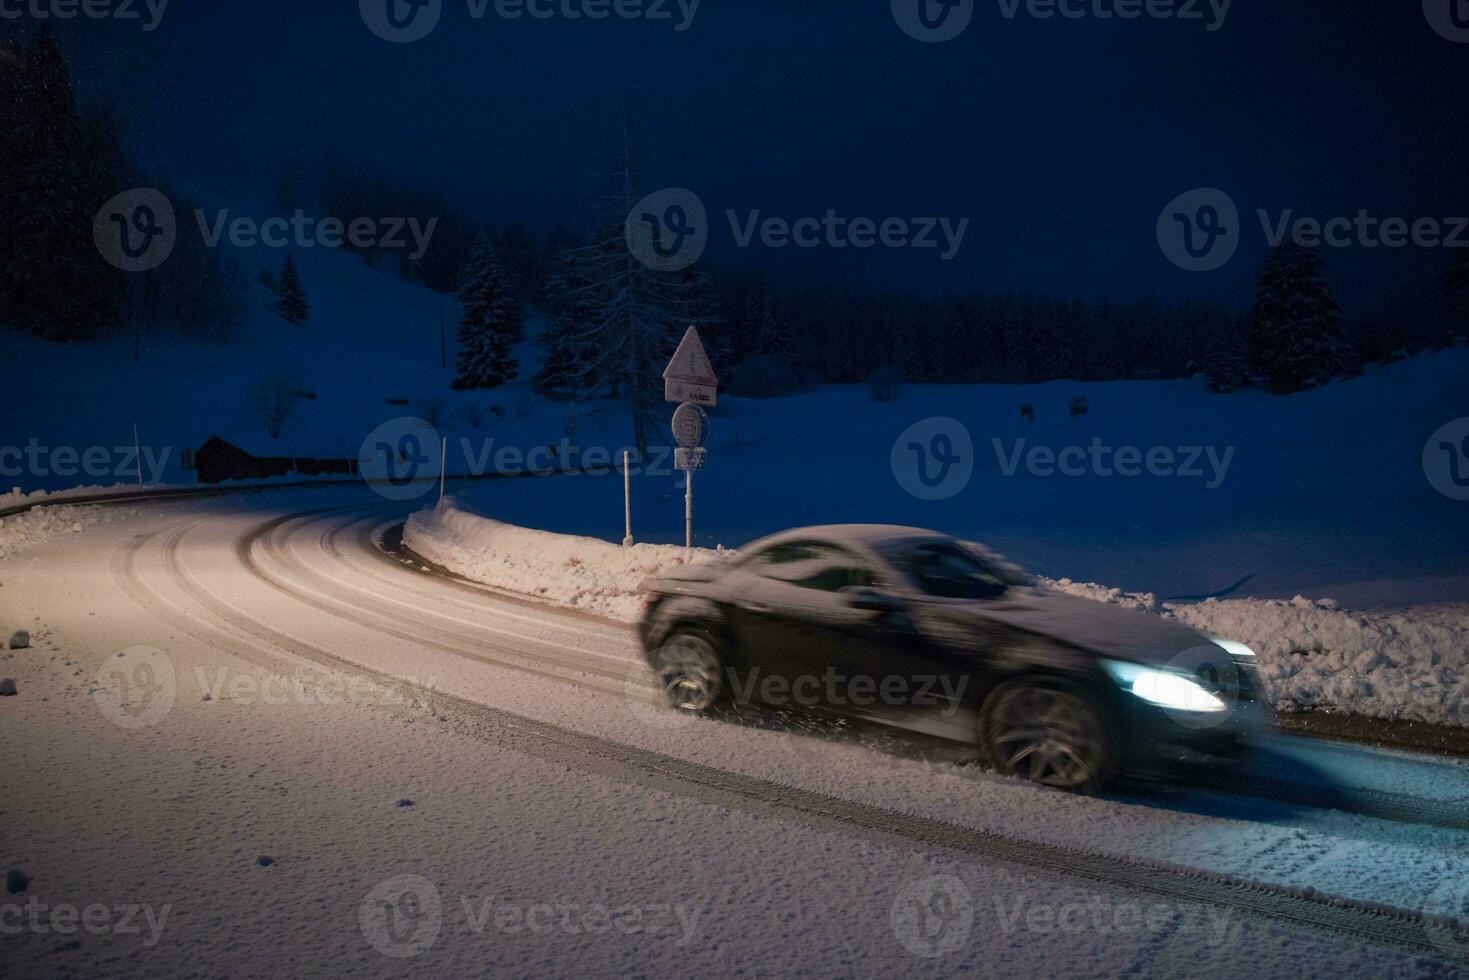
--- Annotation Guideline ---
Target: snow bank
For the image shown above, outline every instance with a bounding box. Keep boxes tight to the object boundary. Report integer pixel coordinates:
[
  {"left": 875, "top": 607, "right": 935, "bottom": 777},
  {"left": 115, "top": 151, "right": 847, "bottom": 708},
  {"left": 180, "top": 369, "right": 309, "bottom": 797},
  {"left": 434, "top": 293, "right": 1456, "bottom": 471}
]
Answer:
[
  {"left": 1046, "top": 580, "right": 1469, "bottom": 728},
  {"left": 404, "top": 500, "right": 730, "bottom": 622},
  {"left": 410, "top": 502, "right": 1469, "bottom": 728},
  {"left": 0, "top": 503, "right": 141, "bottom": 561}
]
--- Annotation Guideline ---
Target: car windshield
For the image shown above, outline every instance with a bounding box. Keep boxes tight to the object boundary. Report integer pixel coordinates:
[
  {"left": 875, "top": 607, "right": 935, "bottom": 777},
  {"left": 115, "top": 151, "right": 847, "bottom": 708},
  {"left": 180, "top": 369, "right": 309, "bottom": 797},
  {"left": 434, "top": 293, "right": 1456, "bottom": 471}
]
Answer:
[{"left": 886, "top": 539, "right": 1021, "bottom": 600}]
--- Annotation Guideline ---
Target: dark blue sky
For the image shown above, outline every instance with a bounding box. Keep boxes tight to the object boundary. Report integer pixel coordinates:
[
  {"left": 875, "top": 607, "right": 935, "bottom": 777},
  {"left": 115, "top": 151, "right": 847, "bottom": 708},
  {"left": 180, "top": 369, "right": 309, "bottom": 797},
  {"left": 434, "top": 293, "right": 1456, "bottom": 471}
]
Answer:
[{"left": 37, "top": 0, "right": 1469, "bottom": 318}]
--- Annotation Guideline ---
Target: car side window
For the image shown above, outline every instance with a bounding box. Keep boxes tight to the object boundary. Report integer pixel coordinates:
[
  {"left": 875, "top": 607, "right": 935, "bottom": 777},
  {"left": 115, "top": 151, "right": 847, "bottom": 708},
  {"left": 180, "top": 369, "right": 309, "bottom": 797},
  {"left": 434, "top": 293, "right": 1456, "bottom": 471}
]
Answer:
[
  {"left": 752, "top": 542, "right": 876, "bottom": 592},
  {"left": 901, "top": 543, "right": 1008, "bottom": 600}
]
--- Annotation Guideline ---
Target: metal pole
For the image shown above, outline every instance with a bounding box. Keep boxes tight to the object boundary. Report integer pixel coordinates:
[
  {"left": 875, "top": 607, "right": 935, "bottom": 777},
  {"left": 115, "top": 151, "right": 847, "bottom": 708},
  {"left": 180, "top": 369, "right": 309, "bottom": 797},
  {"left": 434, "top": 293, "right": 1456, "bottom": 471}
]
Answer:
[
  {"left": 623, "top": 451, "right": 633, "bottom": 547},
  {"left": 438, "top": 436, "right": 447, "bottom": 508},
  {"left": 684, "top": 468, "right": 693, "bottom": 552},
  {"left": 133, "top": 423, "right": 143, "bottom": 486}
]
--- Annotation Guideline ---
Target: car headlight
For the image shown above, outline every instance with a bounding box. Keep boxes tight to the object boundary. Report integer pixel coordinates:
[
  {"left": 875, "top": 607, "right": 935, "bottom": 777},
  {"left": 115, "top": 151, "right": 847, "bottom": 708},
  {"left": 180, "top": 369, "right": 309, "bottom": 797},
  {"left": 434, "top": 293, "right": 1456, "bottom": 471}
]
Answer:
[
  {"left": 1102, "top": 660, "right": 1227, "bottom": 713},
  {"left": 1209, "top": 637, "right": 1256, "bottom": 660}
]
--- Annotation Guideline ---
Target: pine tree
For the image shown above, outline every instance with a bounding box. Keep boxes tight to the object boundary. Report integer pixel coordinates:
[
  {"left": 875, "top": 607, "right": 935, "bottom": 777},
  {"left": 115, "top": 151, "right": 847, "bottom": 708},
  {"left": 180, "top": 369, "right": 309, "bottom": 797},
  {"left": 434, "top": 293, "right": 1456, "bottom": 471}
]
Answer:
[
  {"left": 275, "top": 253, "right": 309, "bottom": 325},
  {"left": 756, "top": 295, "right": 797, "bottom": 365},
  {"left": 0, "top": 27, "right": 120, "bottom": 340},
  {"left": 1247, "top": 243, "right": 1348, "bottom": 394},
  {"left": 541, "top": 120, "right": 705, "bottom": 454},
  {"left": 452, "top": 236, "right": 523, "bottom": 391}
]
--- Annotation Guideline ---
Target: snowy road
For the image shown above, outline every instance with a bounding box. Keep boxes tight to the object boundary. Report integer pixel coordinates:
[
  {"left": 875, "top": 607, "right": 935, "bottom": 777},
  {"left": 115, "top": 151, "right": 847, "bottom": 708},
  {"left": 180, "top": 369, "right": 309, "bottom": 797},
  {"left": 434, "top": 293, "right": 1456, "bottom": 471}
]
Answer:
[{"left": 4, "top": 487, "right": 1469, "bottom": 977}]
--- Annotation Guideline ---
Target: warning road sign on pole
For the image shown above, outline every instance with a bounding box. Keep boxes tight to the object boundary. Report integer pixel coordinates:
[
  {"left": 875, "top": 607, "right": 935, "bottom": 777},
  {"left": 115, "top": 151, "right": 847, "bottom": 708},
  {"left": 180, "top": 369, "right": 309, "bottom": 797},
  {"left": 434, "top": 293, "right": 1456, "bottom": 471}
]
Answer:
[
  {"left": 665, "top": 327, "right": 718, "bottom": 550},
  {"left": 664, "top": 326, "right": 718, "bottom": 406}
]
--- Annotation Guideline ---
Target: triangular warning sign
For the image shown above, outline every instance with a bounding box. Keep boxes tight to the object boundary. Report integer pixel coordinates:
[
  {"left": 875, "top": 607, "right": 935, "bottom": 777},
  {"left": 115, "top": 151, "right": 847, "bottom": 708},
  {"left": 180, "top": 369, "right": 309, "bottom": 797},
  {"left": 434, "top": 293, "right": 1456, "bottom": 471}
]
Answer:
[{"left": 663, "top": 326, "right": 717, "bottom": 386}]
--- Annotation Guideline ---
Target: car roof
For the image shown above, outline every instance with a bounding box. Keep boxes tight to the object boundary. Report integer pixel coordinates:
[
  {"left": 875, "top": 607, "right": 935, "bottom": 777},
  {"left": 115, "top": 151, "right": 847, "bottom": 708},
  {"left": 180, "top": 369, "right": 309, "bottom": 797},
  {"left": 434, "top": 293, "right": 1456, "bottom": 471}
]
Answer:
[{"left": 745, "top": 524, "right": 954, "bottom": 553}]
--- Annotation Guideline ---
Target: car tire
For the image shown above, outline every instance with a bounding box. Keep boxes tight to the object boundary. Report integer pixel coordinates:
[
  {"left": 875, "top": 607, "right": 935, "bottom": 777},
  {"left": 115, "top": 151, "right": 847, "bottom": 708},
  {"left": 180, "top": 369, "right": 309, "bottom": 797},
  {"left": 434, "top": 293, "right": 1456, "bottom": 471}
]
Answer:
[
  {"left": 981, "top": 679, "right": 1118, "bottom": 792},
  {"left": 650, "top": 630, "right": 726, "bottom": 714}
]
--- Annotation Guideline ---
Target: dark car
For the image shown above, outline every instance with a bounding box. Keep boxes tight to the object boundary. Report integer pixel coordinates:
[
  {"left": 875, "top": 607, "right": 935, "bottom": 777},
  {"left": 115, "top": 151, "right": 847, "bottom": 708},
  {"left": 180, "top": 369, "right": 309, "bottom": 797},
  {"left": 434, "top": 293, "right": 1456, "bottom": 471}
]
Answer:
[{"left": 638, "top": 525, "right": 1266, "bottom": 790}]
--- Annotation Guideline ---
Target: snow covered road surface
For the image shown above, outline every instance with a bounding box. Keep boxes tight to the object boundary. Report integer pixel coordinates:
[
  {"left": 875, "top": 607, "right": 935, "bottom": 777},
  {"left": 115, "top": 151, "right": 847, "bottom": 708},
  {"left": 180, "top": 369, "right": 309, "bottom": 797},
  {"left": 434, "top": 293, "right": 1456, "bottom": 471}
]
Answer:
[{"left": 4, "top": 488, "right": 1469, "bottom": 977}]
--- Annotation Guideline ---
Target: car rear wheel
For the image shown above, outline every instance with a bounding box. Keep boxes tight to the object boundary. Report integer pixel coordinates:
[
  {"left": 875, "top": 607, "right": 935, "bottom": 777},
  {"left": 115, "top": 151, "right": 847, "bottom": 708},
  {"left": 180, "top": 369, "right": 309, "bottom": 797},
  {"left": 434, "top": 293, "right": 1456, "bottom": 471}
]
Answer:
[
  {"left": 982, "top": 682, "right": 1115, "bottom": 791},
  {"left": 651, "top": 631, "right": 725, "bottom": 713}
]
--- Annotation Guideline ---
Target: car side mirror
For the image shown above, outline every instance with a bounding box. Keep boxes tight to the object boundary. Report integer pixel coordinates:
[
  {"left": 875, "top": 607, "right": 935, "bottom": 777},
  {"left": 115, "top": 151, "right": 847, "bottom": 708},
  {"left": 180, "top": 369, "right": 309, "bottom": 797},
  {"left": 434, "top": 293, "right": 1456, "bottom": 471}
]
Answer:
[{"left": 842, "top": 586, "right": 903, "bottom": 612}]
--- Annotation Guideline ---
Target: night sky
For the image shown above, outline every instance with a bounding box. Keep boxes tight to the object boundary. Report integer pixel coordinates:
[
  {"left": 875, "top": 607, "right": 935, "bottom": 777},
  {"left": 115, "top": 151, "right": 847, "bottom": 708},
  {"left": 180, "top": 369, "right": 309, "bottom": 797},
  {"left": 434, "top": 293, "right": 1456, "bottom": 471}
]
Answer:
[{"left": 36, "top": 0, "right": 1469, "bottom": 317}]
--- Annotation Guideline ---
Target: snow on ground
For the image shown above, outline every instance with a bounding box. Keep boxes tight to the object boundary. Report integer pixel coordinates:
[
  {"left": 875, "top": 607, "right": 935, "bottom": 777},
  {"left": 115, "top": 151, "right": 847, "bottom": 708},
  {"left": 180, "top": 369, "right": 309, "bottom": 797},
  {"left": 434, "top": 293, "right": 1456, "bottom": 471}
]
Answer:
[
  {"left": 3, "top": 499, "right": 1450, "bottom": 978},
  {"left": 408, "top": 499, "right": 1469, "bottom": 728},
  {"left": 0, "top": 502, "right": 144, "bottom": 561}
]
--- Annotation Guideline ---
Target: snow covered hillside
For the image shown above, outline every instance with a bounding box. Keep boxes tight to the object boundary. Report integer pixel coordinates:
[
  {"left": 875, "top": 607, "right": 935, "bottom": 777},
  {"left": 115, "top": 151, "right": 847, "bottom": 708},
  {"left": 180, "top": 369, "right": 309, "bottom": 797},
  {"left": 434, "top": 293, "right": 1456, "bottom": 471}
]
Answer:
[{"left": 5, "top": 235, "right": 1466, "bottom": 607}]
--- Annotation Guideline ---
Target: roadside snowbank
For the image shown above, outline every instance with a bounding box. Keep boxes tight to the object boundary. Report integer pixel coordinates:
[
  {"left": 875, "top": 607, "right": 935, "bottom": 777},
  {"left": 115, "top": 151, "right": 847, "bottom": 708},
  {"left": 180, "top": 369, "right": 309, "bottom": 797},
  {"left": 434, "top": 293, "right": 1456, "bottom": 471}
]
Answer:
[
  {"left": 408, "top": 502, "right": 1469, "bottom": 727},
  {"left": 404, "top": 500, "right": 730, "bottom": 621},
  {"left": 0, "top": 502, "right": 142, "bottom": 561}
]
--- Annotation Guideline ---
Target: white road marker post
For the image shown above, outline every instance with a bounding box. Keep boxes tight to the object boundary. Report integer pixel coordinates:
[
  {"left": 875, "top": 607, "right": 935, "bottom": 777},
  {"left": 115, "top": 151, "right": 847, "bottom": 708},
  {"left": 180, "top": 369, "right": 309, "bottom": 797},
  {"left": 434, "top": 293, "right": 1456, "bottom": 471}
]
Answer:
[
  {"left": 684, "top": 467, "right": 693, "bottom": 552},
  {"left": 623, "top": 451, "right": 634, "bottom": 547},
  {"left": 438, "top": 436, "right": 447, "bottom": 509},
  {"left": 133, "top": 423, "right": 143, "bottom": 486}
]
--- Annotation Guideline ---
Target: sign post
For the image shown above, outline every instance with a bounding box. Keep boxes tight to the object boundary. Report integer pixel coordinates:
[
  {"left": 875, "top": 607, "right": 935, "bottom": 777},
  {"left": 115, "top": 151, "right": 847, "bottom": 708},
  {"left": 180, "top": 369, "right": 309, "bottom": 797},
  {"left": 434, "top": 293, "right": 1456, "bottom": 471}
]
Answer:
[{"left": 665, "top": 327, "right": 717, "bottom": 552}]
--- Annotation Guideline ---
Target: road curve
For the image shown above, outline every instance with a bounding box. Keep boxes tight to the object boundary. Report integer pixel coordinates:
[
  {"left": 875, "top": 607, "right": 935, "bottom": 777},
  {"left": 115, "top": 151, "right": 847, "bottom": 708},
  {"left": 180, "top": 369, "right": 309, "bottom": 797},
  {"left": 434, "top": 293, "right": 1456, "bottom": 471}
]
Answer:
[{"left": 96, "top": 496, "right": 1469, "bottom": 963}]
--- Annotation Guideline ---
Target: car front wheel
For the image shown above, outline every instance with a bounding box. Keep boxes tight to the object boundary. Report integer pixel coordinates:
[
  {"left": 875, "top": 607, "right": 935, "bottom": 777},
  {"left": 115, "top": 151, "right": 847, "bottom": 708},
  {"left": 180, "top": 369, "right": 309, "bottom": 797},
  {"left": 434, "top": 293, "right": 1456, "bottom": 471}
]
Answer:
[
  {"left": 982, "top": 681, "right": 1116, "bottom": 791},
  {"left": 650, "top": 631, "right": 725, "bottom": 713}
]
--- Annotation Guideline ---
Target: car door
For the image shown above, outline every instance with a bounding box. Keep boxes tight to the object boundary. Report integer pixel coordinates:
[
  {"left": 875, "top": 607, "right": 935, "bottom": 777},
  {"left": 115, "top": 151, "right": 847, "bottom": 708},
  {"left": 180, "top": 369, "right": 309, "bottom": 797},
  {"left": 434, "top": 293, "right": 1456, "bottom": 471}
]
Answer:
[{"left": 725, "top": 542, "right": 896, "bottom": 710}]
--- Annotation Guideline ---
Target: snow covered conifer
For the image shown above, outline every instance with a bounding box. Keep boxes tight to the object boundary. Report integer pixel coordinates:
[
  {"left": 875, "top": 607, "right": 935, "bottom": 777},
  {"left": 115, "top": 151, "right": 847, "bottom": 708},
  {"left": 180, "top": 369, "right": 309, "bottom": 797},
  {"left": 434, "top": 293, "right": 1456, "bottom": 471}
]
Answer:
[
  {"left": 1446, "top": 248, "right": 1469, "bottom": 339},
  {"left": 1247, "top": 243, "right": 1348, "bottom": 393},
  {"left": 452, "top": 236, "right": 523, "bottom": 391},
  {"left": 275, "top": 253, "right": 310, "bottom": 325}
]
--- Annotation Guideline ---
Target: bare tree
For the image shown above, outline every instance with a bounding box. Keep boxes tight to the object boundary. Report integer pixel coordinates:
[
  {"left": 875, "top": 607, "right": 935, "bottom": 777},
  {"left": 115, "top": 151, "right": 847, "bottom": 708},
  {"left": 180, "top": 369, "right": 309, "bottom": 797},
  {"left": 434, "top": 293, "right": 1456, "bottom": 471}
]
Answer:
[{"left": 249, "top": 369, "right": 306, "bottom": 439}]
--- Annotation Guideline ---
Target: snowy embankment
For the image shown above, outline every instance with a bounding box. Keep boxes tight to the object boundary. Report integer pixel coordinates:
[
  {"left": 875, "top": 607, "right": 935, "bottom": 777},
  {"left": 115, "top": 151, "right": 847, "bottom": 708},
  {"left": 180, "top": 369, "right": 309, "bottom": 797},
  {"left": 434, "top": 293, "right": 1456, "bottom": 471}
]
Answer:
[
  {"left": 404, "top": 500, "right": 730, "bottom": 622},
  {"left": 0, "top": 501, "right": 142, "bottom": 561},
  {"left": 407, "top": 501, "right": 1469, "bottom": 729}
]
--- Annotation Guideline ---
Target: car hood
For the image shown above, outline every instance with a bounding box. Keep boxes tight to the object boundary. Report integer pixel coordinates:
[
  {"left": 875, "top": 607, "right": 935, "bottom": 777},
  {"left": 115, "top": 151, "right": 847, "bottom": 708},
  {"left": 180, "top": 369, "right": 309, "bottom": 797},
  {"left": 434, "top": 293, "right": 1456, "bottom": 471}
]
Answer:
[{"left": 933, "top": 586, "right": 1221, "bottom": 666}]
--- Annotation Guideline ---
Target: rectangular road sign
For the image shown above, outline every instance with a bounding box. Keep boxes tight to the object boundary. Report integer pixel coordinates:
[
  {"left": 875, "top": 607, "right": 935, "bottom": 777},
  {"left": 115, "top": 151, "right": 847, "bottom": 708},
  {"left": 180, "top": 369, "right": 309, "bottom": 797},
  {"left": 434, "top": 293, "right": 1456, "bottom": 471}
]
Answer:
[
  {"left": 665, "top": 379, "right": 717, "bottom": 406},
  {"left": 675, "top": 448, "right": 708, "bottom": 471}
]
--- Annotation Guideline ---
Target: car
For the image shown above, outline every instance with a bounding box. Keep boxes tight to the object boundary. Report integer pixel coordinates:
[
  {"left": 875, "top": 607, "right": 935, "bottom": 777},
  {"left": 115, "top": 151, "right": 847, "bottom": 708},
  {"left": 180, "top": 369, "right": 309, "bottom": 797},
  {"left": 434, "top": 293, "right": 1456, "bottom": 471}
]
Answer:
[{"left": 637, "top": 525, "right": 1267, "bottom": 790}]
